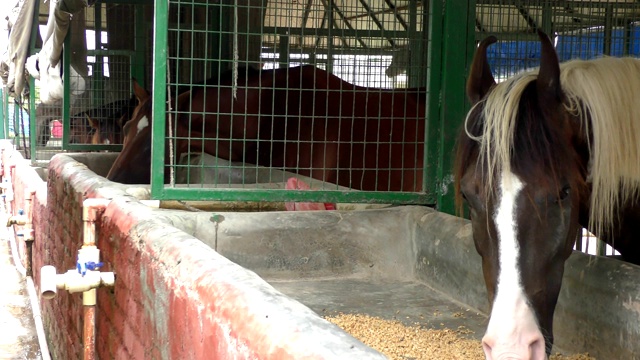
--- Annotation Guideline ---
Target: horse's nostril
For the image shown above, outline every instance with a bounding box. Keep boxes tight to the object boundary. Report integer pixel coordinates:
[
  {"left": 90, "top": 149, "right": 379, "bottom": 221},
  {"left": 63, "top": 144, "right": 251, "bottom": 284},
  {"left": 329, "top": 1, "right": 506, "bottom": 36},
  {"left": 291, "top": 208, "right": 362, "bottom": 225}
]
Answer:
[
  {"left": 481, "top": 338, "right": 494, "bottom": 360},
  {"left": 529, "top": 337, "right": 547, "bottom": 360}
]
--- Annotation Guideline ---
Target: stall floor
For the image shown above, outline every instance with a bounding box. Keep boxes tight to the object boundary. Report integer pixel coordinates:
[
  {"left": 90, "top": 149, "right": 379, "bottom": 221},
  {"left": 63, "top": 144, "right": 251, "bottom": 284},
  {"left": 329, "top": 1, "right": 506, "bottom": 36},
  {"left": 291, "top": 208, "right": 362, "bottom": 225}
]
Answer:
[{"left": 269, "top": 277, "right": 488, "bottom": 340}]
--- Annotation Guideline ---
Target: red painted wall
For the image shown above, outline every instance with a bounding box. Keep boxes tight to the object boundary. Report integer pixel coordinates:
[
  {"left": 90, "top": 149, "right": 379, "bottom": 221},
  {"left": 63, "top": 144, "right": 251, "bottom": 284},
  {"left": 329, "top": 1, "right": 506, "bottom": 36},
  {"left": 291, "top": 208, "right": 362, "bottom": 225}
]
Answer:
[{"left": 1, "top": 144, "right": 380, "bottom": 360}]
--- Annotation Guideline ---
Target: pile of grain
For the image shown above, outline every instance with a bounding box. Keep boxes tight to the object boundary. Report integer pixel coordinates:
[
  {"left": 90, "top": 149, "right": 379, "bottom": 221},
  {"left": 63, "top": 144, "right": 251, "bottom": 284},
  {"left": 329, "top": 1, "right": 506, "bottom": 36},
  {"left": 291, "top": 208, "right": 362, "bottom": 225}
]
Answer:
[{"left": 325, "top": 313, "right": 595, "bottom": 360}]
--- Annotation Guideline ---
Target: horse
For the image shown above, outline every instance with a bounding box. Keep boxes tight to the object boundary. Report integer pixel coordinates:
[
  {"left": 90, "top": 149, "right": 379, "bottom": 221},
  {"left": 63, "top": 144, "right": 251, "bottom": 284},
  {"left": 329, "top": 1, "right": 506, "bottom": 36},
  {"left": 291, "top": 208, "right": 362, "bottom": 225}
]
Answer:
[
  {"left": 61, "top": 96, "right": 138, "bottom": 145},
  {"left": 77, "top": 96, "right": 138, "bottom": 144},
  {"left": 454, "top": 30, "right": 640, "bottom": 359},
  {"left": 106, "top": 65, "right": 426, "bottom": 192}
]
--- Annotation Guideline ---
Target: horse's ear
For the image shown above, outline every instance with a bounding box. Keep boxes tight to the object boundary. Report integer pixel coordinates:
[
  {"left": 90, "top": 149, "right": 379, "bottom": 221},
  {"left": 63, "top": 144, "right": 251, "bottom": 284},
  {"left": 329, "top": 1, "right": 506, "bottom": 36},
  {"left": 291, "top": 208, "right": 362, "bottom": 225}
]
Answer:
[
  {"left": 536, "top": 30, "right": 562, "bottom": 105},
  {"left": 85, "top": 113, "right": 98, "bottom": 129},
  {"left": 132, "top": 78, "right": 149, "bottom": 104},
  {"left": 467, "top": 36, "right": 497, "bottom": 104}
]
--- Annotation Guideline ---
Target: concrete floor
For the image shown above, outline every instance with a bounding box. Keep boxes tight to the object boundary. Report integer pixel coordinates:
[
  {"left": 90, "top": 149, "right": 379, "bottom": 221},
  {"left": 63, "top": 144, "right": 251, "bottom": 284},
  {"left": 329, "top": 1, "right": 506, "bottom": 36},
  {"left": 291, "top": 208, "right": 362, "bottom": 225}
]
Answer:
[
  {"left": 0, "top": 211, "right": 41, "bottom": 359},
  {"left": 269, "top": 277, "right": 488, "bottom": 340}
]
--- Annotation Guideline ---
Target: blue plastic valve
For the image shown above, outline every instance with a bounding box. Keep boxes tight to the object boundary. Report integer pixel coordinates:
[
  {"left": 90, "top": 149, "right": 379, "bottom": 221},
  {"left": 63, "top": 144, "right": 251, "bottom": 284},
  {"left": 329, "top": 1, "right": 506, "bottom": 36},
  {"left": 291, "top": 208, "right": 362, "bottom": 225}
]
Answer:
[
  {"left": 77, "top": 259, "right": 104, "bottom": 276},
  {"left": 86, "top": 262, "right": 104, "bottom": 271}
]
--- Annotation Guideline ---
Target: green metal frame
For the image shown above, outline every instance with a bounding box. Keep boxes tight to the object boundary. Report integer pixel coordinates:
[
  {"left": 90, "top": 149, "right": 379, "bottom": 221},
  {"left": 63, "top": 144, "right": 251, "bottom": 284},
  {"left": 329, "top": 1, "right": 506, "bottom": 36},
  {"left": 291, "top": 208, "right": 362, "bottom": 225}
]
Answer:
[
  {"left": 27, "top": 0, "right": 40, "bottom": 161},
  {"left": 426, "top": 0, "right": 477, "bottom": 215},
  {"left": 61, "top": 1, "right": 147, "bottom": 152},
  {"left": 149, "top": 0, "right": 474, "bottom": 207},
  {"left": 0, "top": 89, "right": 6, "bottom": 139}
]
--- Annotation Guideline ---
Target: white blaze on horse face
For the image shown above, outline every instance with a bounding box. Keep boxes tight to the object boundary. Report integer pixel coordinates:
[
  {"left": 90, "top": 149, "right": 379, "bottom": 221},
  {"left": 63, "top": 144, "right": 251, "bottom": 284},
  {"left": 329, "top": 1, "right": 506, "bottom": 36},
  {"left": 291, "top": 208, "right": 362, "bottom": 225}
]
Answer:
[
  {"left": 482, "top": 171, "right": 546, "bottom": 360},
  {"left": 137, "top": 116, "right": 149, "bottom": 135}
]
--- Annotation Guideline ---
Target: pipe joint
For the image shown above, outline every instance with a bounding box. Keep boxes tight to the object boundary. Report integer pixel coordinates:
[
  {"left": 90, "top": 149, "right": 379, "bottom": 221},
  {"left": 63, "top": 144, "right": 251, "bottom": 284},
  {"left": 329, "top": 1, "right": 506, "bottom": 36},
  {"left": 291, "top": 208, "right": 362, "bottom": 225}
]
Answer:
[
  {"left": 16, "top": 229, "right": 35, "bottom": 241},
  {"left": 2, "top": 179, "right": 13, "bottom": 202},
  {"left": 7, "top": 209, "right": 28, "bottom": 226},
  {"left": 82, "top": 198, "right": 111, "bottom": 222},
  {"left": 0, "top": 179, "right": 10, "bottom": 191},
  {"left": 40, "top": 266, "right": 115, "bottom": 300}
]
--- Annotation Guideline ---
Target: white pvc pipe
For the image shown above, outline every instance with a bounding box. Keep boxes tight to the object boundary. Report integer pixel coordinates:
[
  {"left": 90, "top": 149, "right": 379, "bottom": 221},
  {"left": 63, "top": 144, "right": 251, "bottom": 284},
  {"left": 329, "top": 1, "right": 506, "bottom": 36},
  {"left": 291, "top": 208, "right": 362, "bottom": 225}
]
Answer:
[
  {"left": 4, "top": 202, "right": 50, "bottom": 359},
  {"left": 26, "top": 276, "right": 52, "bottom": 360},
  {"left": 40, "top": 265, "right": 58, "bottom": 300},
  {"left": 81, "top": 198, "right": 111, "bottom": 360},
  {"left": 7, "top": 217, "right": 27, "bottom": 277}
]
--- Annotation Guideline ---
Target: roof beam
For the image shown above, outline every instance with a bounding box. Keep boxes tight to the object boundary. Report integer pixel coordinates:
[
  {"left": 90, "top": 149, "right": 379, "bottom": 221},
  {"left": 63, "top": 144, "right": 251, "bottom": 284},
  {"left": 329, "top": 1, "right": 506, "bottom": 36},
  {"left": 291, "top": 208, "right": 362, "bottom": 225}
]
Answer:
[
  {"left": 344, "top": 3, "right": 421, "bottom": 21},
  {"left": 357, "top": 0, "right": 395, "bottom": 47},
  {"left": 320, "top": 0, "right": 368, "bottom": 48},
  {"left": 384, "top": 0, "right": 408, "bottom": 31},
  {"left": 514, "top": 1, "right": 539, "bottom": 31},
  {"left": 299, "top": 0, "right": 315, "bottom": 47}
]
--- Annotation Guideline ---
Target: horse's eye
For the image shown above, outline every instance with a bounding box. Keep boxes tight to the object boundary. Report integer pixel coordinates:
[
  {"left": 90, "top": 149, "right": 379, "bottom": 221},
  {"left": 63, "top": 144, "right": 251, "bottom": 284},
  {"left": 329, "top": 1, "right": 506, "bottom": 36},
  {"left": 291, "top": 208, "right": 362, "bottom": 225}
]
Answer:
[{"left": 558, "top": 185, "right": 571, "bottom": 202}]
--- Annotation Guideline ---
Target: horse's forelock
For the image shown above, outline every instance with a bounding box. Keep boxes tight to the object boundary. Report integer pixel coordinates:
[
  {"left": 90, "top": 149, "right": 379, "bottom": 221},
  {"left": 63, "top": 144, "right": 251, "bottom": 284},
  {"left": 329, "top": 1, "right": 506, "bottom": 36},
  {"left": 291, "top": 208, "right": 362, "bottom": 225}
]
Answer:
[
  {"left": 454, "top": 101, "right": 486, "bottom": 214},
  {"left": 510, "top": 81, "right": 584, "bottom": 193},
  {"left": 455, "top": 69, "right": 585, "bottom": 212}
]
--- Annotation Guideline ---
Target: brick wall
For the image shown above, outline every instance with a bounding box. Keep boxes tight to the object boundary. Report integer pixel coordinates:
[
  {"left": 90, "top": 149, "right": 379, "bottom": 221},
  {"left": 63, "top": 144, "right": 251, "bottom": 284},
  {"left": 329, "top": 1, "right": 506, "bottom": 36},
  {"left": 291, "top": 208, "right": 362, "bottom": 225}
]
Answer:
[{"left": 3, "top": 148, "right": 381, "bottom": 360}]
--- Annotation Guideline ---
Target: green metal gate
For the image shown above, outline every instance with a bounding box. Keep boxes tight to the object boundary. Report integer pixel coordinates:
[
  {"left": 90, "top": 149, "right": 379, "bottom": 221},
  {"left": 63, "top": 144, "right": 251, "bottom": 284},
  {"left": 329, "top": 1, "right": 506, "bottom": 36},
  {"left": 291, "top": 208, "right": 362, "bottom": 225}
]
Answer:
[
  {"left": 147, "top": 0, "right": 476, "bottom": 210},
  {"left": 1, "top": 0, "right": 151, "bottom": 164}
]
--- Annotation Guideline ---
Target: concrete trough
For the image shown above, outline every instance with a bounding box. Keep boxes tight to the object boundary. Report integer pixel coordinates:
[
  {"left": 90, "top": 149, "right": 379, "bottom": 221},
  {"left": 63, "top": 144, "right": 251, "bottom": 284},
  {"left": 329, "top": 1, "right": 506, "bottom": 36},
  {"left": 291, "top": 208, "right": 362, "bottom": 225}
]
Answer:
[
  {"left": 162, "top": 205, "right": 640, "bottom": 360},
  {"left": 4, "top": 148, "right": 640, "bottom": 359}
]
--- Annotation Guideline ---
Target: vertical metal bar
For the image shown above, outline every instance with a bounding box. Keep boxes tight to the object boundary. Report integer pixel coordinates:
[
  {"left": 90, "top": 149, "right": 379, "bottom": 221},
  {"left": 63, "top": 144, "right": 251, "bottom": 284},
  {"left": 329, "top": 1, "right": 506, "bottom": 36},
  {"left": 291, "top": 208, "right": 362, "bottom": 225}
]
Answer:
[
  {"left": 220, "top": 1, "right": 232, "bottom": 73},
  {"left": 151, "top": 0, "right": 169, "bottom": 197},
  {"left": 426, "top": 0, "right": 477, "bottom": 214},
  {"left": 13, "top": 102, "right": 20, "bottom": 144},
  {"left": 132, "top": 4, "right": 146, "bottom": 85},
  {"left": 279, "top": 35, "right": 289, "bottom": 68},
  {"left": 28, "top": 0, "right": 41, "bottom": 158},
  {"left": 603, "top": 4, "right": 613, "bottom": 56},
  {"left": 0, "top": 89, "right": 5, "bottom": 139},
  {"left": 541, "top": 1, "right": 552, "bottom": 35},
  {"left": 2, "top": 88, "right": 9, "bottom": 139},
  {"left": 326, "top": 0, "right": 333, "bottom": 74},
  {"left": 407, "top": 0, "right": 420, "bottom": 87},
  {"left": 575, "top": 229, "right": 583, "bottom": 253},
  {"left": 94, "top": 3, "right": 104, "bottom": 106},
  {"left": 597, "top": 238, "right": 607, "bottom": 256},
  {"left": 62, "top": 31, "right": 71, "bottom": 148},
  {"left": 29, "top": 77, "right": 37, "bottom": 164},
  {"left": 624, "top": 21, "right": 632, "bottom": 56},
  {"left": 425, "top": 0, "right": 442, "bottom": 203}
]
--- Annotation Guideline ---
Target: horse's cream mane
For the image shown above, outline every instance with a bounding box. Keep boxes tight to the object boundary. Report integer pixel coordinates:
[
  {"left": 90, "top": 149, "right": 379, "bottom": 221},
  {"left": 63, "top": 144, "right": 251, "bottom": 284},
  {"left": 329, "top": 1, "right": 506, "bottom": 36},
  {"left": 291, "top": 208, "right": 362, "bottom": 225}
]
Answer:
[{"left": 469, "top": 56, "right": 640, "bottom": 235}]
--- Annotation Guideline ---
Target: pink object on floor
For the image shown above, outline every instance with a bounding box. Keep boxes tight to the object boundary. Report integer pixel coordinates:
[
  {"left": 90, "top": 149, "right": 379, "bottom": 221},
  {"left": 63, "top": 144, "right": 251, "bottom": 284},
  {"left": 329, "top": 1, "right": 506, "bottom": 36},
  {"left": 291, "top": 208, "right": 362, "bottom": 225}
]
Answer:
[
  {"left": 285, "top": 178, "right": 336, "bottom": 211},
  {"left": 51, "top": 120, "right": 63, "bottom": 138}
]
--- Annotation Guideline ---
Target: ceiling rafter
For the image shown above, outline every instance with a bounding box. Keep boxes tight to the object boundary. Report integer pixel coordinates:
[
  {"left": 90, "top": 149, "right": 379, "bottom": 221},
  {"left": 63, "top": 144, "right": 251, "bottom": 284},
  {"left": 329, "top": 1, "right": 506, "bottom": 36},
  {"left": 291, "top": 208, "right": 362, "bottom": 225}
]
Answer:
[
  {"left": 299, "top": 0, "right": 315, "bottom": 46},
  {"left": 358, "top": 0, "right": 395, "bottom": 47},
  {"left": 514, "top": 1, "right": 540, "bottom": 31},
  {"left": 384, "top": 0, "right": 408, "bottom": 31},
  {"left": 319, "top": 0, "right": 369, "bottom": 49},
  {"left": 344, "top": 3, "right": 419, "bottom": 21}
]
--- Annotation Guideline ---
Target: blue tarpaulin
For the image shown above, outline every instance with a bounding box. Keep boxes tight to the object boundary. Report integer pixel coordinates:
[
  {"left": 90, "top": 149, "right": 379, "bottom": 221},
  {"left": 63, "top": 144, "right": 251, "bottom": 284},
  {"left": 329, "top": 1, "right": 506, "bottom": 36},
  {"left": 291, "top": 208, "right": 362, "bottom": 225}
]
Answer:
[
  {"left": 7, "top": 107, "right": 30, "bottom": 137},
  {"left": 487, "top": 27, "right": 640, "bottom": 78}
]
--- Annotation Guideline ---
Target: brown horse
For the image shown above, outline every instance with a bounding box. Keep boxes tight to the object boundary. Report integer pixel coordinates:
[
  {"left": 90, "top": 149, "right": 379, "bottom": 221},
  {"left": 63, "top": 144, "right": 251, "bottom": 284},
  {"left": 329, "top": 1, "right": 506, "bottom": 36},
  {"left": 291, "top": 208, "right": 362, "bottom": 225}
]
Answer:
[
  {"left": 455, "top": 30, "right": 640, "bottom": 359},
  {"left": 106, "top": 65, "right": 426, "bottom": 191},
  {"left": 68, "top": 97, "right": 138, "bottom": 144}
]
